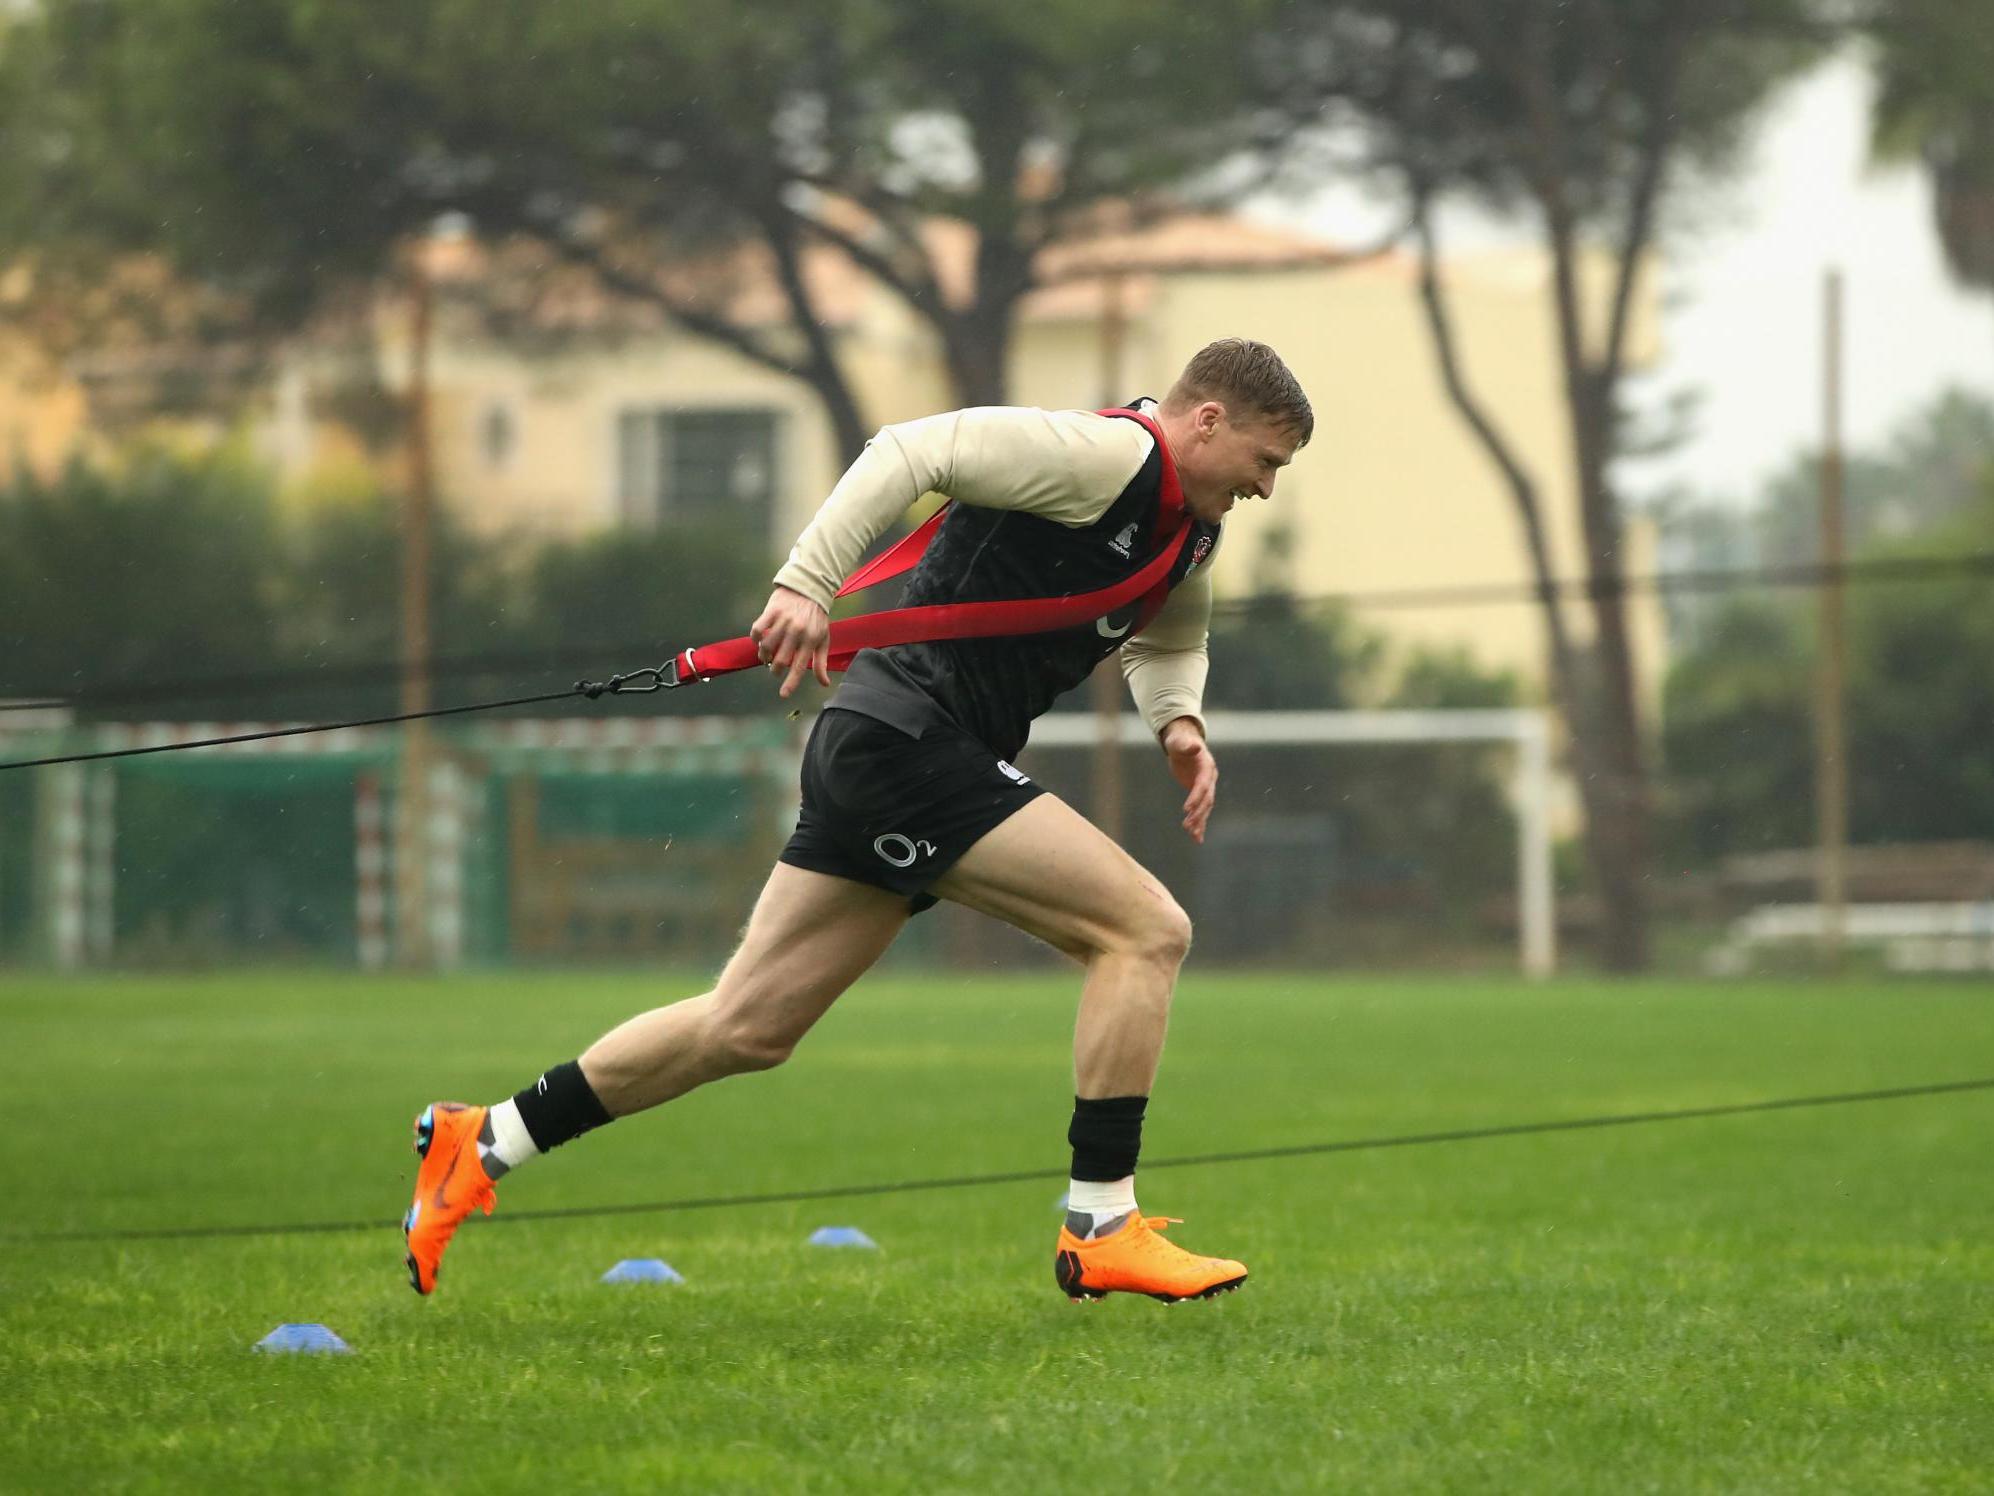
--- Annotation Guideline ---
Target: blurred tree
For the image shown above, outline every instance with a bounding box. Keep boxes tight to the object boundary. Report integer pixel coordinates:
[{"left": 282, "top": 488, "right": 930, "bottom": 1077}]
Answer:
[
  {"left": 1207, "top": 595, "right": 1380, "bottom": 711},
  {"left": 788, "top": 0, "right": 1295, "bottom": 409},
  {"left": 1370, "top": 644, "right": 1524, "bottom": 909},
  {"left": 1270, "top": 0, "right": 1835, "bottom": 968},
  {"left": 266, "top": 490, "right": 533, "bottom": 720},
  {"left": 0, "top": 8, "right": 256, "bottom": 427},
  {"left": 14, "top": 1, "right": 465, "bottom": 330},
  {"left": 1663, "top": 481, "right": 1994, "bottom": 859},
  {"left": 11, "top": 0, "right": 1306, "bottom": 459},
  {"left": 0, "top": 450, "right": 514, "bottom": 719},
  {"left": 1645, "top": 489, "right": 1760, "bottom": 651},
  {"left": 399, "top": 0, "right": 880, "bottom": 459},
  {"left": 2, "top": 0, "right": 474, "bottom": 432},
  {"left": 520, "top": 524, "right": 775, "bottom": 695},
  {"left": 1388, "top": 645, "right": 1522, "bottom": 711},
  {"left": 1867, "top": 0, "right": 1994, "bottom": 304},
  {"left": 1202, "top": 597, "right": 1522, "bottom": 922},
  {"left": 266, "top": 503, "right": 769, "bottom": 719},
  {"left": 1750, "top": 385, "right": 1994, "bottom": 560},
  {"left": 0, "top": 449, "right": 285, "bottom": 710},
  {"left": 1660, "top": 597, "right": 1816, "bottom": 861},
  {"left": 1651, "top": 385, "right": 1994, "bottom": 648},
  {"left": 1843, "top": 490, "right": 1994, "bottom": 841},
  {"left": 411, "top": 0, "right": 1299, "bottom": 447},
  {"left": 0, "top": 447, "right": 767, "bottom": 720}
]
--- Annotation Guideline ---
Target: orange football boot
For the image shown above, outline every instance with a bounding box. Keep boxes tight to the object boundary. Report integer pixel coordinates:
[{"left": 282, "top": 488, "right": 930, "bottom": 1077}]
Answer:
[
  {"left": 402, "top": 1102, "right": 497, "bottom": 1295},
  {"left": 1053, "top": 1212, "right": 1248, "bottom": 1302}
]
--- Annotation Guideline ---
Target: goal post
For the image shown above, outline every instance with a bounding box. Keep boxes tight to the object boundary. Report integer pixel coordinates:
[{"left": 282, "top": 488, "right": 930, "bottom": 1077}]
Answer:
[
  {"left": 4, "top": 708, "right": 1556, "bottom": 974},
  {"left": 1026, "top": 708, "right": 1557, "bottom": 978}
]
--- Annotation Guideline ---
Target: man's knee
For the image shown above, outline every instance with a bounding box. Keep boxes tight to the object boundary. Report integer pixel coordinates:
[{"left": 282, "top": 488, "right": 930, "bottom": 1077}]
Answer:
[
  {"left": 1156, "top": 898, "right": 1194, "bottom": 966},
  {"left": 708, "top": 1005, "right": 799, "bottom": 1073},
  {"left": 704, "top": 965, "right": 849, "bottom": 1073},
  {"left": 1110, "top": 892, "right": 1192, "bottom": 969}
]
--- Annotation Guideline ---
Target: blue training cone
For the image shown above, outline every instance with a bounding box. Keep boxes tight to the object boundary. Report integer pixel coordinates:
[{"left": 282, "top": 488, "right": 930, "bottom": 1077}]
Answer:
[
  {"left": 601, "top": 1258, "right": 684, "bottom": 1284},
  {"left": 254, "top": 1323, "right": 352, "bottom": 1355},
  {"left": 808, "top": 1226, "right": 878, "bottom": 1249}
]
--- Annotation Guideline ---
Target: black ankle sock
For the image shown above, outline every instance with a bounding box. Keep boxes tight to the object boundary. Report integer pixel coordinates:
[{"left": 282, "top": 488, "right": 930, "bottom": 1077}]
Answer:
[
  {"left": 1067, "top": 1094, "right": 1148, "bottom": 1181},
  {"left": 511, "top": 1059, "right": 613, "bottom": 1153}
]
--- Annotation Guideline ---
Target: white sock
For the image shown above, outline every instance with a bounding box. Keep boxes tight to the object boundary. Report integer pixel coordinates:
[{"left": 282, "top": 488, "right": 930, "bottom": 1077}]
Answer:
[
  {"left": 1066, "top": 1175, "right": 1137, "bottom": 1236},
  {"left": 480, "top": 1098, "right": 541, "bottom": 1176}
]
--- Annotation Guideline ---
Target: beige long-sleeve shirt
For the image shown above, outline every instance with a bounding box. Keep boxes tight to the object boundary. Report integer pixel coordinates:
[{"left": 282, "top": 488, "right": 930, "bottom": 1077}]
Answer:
[{"left": 773, "top": 405, "right": 1217, "bottom": 740}]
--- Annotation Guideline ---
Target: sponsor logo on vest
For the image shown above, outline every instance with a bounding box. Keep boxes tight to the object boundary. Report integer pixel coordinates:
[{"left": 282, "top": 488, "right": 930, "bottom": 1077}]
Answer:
[
  {"left": 1191, "top": 534, "right": 1214, "bottom": 568},
  {"left": 873, "top": 833, "right": 937, "bottom": 868},
  {"left": 1109, "top": 522, "right": 1138, "bottom": 559},
  {"left": 996, "top": 760, "right": 1031, "bottom": 785}
]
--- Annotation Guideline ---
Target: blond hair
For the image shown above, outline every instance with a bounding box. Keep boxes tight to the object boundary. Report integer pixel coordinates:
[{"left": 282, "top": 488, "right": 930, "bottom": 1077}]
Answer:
[{"left": 1163, "top": 338, "right": 1313, "bottom": 444}]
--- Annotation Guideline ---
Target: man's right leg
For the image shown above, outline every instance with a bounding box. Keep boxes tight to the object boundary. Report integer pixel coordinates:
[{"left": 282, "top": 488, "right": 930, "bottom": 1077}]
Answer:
[{"left": 404, "top": 863, "right": 909, "bottom": 1295}]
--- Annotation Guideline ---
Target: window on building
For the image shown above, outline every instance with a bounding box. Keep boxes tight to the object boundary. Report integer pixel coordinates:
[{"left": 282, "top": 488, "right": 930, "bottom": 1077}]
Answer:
[{"left": 617, "top": 407, "right": 780, "bottom": 538}]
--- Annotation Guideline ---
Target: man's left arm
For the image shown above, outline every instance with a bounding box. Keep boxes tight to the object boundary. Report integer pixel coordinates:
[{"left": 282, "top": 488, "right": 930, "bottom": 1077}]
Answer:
[{"left": 1120, "top": 558, "right": 1219, "bottom": 843}]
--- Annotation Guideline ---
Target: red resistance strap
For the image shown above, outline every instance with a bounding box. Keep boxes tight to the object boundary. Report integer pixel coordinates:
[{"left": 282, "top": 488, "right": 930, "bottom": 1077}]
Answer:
[{"left": 670, "top": 407, "right": 1191, "bottom": 684}]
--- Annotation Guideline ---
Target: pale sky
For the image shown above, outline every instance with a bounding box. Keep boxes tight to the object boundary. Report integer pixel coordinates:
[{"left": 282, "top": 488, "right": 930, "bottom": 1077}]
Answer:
[{"left": 1259, "top": 49, "right": 1994, "bottom": 506}]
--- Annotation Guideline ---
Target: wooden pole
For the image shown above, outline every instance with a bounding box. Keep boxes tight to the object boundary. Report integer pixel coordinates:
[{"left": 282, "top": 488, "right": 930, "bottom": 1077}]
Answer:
[
  {"left": 395, "top": 253, "right": 436, "bottom": 968},
  {"left": 1814, "top": 267, "right": 1849, "bottom": 968}
]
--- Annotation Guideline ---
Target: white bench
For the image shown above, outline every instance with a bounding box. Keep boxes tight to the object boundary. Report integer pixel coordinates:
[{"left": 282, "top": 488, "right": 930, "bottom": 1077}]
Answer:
[{"left": 1709, "top": 902, "right": 1994, "bottom": 974}]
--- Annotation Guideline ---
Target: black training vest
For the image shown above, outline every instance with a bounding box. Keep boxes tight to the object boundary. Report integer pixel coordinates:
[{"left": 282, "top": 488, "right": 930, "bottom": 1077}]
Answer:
[{"left": 829, "top": 406, "right": 1221, "bottom": 763}]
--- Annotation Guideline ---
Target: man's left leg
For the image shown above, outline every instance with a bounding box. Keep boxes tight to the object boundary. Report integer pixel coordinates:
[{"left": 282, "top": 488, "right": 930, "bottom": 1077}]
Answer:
[{"left": 933, "top": 794, "right": 1246, "bottom": 1302}]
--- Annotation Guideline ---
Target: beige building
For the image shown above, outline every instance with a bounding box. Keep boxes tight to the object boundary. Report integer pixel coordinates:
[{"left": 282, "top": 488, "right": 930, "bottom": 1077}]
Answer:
[{"left": 274, "top": 212, "right": 1666, "bottom": 707}]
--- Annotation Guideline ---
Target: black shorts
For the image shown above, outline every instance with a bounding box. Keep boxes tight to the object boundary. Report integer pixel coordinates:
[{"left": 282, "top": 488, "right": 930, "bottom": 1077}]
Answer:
[{"left": 780, "top": 707, "right": 1048, "bottom": 912}]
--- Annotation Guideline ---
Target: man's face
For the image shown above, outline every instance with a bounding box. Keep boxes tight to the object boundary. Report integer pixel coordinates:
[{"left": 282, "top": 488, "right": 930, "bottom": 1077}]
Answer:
[{"left": 1174, "top": 403, "right": 1301, "bottom": 525}]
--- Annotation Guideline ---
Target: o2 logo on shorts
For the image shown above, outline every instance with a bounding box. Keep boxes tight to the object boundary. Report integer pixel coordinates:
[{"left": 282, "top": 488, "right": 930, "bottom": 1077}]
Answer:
[{"left": 873, "top": 833, "right": 938, "bottom": 868}]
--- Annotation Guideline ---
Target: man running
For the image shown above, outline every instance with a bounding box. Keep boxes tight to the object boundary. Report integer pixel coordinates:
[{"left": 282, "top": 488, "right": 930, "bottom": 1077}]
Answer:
[{"left": 404, "top": 337, "right": 1311, "bottom": 1302}]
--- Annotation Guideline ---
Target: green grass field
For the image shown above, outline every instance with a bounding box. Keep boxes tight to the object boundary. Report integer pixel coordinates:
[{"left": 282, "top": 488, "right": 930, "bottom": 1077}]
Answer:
[{"left": 4, "top": 970, "right": 1991, "bottom": 1493}]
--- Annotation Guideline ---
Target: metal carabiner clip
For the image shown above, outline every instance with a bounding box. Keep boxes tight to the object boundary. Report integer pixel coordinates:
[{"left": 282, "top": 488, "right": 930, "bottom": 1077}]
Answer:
[
  {"left": 574, "top": 665, "right": 660, "bottom": 699},
  {"left": 576, "top": 653, "right": 696, "bottom": 700}
]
